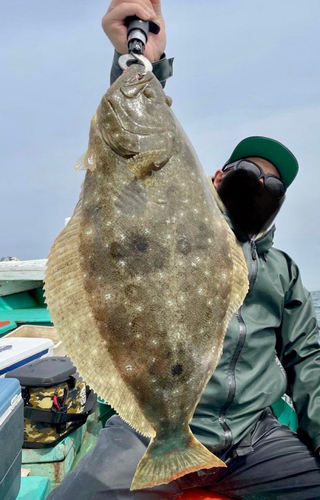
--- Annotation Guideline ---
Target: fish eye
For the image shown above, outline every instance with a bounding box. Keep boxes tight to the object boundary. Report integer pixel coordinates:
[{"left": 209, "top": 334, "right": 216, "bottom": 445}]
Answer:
[{"left": 144, "top": 88, "right": 156, "bottom": 99}]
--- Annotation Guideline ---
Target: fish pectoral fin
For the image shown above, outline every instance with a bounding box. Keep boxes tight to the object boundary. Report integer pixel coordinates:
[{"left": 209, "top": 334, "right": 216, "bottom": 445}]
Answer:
[
  {"left": 73, "top": 153, "right": 86, "bottom": 171},
  {"left": 126, "top": 150, "right": 166, "bottom": 178},
  {"left": 73, "top": 150, "right": 97, "bottom": 172}
]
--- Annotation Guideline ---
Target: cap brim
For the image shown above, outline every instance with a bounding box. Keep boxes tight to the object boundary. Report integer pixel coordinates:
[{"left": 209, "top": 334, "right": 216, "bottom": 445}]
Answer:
[{"left": 227, "top": 136, "right": 299, "bottom": 188}]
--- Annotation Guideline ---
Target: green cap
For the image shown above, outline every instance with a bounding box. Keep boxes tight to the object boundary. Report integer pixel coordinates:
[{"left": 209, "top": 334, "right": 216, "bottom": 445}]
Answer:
[{"left": 226, "top": 136, "right": 299, "bottom": 189}]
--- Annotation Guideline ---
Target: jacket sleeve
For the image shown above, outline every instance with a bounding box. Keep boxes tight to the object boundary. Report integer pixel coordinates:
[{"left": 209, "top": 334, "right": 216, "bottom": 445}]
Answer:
[
  {"left": 110, "top": 50, "right": 174, "bottom": 87},
  {"left": 278, "top": 258, "right": 320, "bottom": 455}
]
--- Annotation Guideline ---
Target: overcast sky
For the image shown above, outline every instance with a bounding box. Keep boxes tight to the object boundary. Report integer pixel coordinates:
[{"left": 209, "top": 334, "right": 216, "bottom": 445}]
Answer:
[{"left": 1, "top": 1, "right": 320, "bottom": 290}]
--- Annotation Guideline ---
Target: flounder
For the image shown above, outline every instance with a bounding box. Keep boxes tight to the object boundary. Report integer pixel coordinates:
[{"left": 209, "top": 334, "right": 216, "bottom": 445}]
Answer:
[{"left": 44, "top": 64, "right": 248, "bottom": 490}]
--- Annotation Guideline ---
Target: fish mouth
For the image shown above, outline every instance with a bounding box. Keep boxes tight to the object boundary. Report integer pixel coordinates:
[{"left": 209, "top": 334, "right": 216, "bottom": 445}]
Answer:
[{"left": 120, "top": 70, "right": 154, "bottom": 93}]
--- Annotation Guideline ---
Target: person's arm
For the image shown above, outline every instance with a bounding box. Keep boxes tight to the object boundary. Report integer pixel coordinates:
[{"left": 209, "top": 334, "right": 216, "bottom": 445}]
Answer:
[
  {"left": 102, "top": 0, "right": 173, "bottom": 87},
  {"left": 277, "top": 258, "right": 320, "bottom": 456}
]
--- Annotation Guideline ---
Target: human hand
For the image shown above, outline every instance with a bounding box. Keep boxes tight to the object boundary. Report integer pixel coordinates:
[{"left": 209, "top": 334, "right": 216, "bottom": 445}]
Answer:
[{"left": 102, "top": 0, "right": 167, "bottom": 62}]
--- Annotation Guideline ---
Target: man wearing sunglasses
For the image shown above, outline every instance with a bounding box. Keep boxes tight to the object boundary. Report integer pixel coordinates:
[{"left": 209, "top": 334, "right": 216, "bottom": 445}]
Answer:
[
  {"left": 212, "top": 136, "right": 292, "bottom": 238},
  {"left": 47, "top": 2, "right": 320, "bottom": 500}
]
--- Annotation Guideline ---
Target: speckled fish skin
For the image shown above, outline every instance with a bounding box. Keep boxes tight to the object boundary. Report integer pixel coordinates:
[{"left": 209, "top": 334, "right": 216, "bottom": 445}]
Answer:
[{"left": 44, "top": 64, "right": 248, "bottom": 490}]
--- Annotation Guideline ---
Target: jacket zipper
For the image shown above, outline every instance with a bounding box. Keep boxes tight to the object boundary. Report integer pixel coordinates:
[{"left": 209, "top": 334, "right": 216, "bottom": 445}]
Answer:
[
  {"left": 217, "top": 237, "right": 258, "bottom": 449},
  {"left": 249, "top": 237, "right": 258, "bottom": 290},
  {"left": 275, "top": 353, "right": 288, "bottom": 386},
  {"left": 217, "top": 308, "right": 247, "bottom": 449}
]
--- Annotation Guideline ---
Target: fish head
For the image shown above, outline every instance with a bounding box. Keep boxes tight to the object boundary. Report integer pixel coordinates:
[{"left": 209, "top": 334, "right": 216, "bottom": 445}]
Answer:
[{"left": 97, "top": 64, "right": 177, "bottom": 167}]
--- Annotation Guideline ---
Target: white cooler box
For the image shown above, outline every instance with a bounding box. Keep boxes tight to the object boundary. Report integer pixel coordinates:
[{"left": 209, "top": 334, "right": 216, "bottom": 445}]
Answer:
[{"left": 0, "top": 337, "right": 54, "bottom": 377}]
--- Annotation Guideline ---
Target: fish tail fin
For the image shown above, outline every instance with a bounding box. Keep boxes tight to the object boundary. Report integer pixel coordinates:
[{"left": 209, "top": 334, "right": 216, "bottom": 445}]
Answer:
[{"left": 130, "top": 428, "right": 226, "bottom": 490}]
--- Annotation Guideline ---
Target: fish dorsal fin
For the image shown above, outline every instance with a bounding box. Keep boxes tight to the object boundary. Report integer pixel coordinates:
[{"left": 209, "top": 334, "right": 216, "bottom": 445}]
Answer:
[
  {"left": 44, "top": 190, "right": 155, "bottom": 438},
  {"left": 126, "top": 150, "right": 166, "bottom": 178}
]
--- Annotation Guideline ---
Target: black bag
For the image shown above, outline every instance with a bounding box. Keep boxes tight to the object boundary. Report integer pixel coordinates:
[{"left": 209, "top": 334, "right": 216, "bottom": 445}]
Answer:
[{"left": 5, "top": 356, "right": 97, "bottom": 448}]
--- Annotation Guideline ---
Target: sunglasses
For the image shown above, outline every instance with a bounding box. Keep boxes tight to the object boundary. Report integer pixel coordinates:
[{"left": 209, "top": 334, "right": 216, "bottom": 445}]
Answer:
[{"left": 222, "top": 160, "right": 286, "bottom": 199}]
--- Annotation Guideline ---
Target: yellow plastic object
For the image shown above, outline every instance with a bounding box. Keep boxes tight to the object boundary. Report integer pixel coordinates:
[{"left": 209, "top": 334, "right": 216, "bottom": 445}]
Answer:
[{"left": 177, "top": 488, "right": 231, "bottom": 500}]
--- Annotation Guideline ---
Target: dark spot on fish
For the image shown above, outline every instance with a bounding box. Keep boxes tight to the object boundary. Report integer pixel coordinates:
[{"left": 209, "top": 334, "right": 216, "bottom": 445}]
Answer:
[
  {"left": 198, "top": 223, "right": 209, "bottom": 236},
  {"left": 172, "top": 364, "right": 183, "bottom": 377},
  {"left": 166, "top": 186, "right": 180, "bottom": 198},
  {"left": 164, "top": 349, "right": 173, "bottom": 359},
  {"left": 177, "top": 236, "right": 192, "bottom": 255},
  {"left": 131, "top": 234, "right": 149, "bottom": 253},
  {"left": 110, "top": 242, "right": 124, "bottom": 259},
  {"left": 124, "top": 237, "right": 169, "bottom": 276},
  {"left": 195, "top": 223, "right": 213, "bottom": 250},
  {"left": 94, "top": 228, "right": 169, "bottom": 278},
  {"left": 107, "top": 305, "right": 128, "bottom": 340},
  {"left": 153, "top": 253, "right": 166, "bottom": 269},
  {"left": 124, "top": 284, "right": 141, "bottom": 299},
  {"left": 131, "top": 316, "right": 145, "bottom": 334}
]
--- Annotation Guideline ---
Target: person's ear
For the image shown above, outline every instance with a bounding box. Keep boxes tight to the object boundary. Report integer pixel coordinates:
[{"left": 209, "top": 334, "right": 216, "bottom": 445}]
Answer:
[{"left": 212, "top": 170, "right": 224, "bottom": 189}]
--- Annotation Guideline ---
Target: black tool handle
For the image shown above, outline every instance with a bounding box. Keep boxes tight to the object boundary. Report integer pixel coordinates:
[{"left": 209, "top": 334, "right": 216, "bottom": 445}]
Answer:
[{"left": 125, "top": 15, "right": 160, "bottom": 54}]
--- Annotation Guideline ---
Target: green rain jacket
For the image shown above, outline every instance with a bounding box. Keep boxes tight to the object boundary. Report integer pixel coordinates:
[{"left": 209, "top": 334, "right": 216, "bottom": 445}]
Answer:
[
  {"left": 191, "top": 188, "right": 320, "bottom": 456},
  {"left": 110, "top": 53, "right": 320, "bottom": 456}
]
